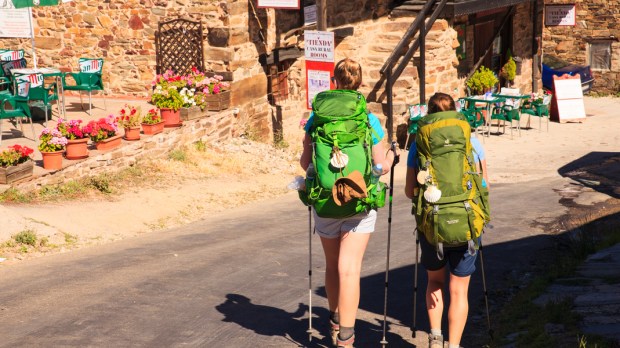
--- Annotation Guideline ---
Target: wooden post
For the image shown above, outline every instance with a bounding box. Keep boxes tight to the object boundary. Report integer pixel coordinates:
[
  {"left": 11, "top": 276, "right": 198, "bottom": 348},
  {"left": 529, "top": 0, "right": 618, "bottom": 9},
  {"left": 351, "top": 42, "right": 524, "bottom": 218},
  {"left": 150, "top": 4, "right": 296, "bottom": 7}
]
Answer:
[{"left": 317, "top": 0, "right": 327, "bottom": 31}]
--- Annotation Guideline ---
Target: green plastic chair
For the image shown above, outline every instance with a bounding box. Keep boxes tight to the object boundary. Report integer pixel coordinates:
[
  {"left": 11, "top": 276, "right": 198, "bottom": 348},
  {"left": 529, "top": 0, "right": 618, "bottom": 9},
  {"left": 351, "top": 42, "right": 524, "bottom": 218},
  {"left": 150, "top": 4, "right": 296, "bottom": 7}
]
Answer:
[
  {"left": 0, "top": 79, "right": 35, "bottom": 145},
  {"left": 521, "top": 99, "right": 550, "bottom": 132},
  {"left": 0, "top": 58, "right": 27, "bottom": 94},
  {"left": 491, "top": 98, "right": 522, "bottom": 138},
  {"left": 62, "top": 58, "right": 106, "bottom": 115},
  {"left": 14, "top": 72, "right": 61, "bottom": 127}
]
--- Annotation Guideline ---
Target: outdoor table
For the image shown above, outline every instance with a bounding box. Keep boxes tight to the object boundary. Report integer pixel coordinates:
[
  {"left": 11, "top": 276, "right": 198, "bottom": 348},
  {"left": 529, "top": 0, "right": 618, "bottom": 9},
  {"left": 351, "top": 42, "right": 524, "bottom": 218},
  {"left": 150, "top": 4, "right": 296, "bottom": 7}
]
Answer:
[
  {"left": 463, "top": 95, "right": 503, "bottom": 137},
  {"left": 11, "top": 67, "right": 66, "bottom": 120}
]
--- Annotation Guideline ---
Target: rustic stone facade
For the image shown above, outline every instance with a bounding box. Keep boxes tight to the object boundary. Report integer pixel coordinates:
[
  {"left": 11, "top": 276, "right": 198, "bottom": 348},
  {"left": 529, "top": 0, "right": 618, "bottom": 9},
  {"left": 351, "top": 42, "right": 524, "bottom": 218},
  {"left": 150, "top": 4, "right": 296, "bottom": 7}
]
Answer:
[
  {"left": 543, "top": 0, "right": 619, "bottom": 93},
  {"left": 1, "top": 0, "right": 539, "bottom": 145}
]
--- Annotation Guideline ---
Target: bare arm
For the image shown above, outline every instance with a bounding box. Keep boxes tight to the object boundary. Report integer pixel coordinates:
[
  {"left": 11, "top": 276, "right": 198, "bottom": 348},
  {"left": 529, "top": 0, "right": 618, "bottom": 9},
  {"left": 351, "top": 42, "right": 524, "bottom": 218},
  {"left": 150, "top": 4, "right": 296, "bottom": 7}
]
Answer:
[
  {"left": 300, "top": 133, "right": 312, "bottom": 171},
  {"left": 371, "top": 140, "right": 398, "bottom": 175},
  {"left": 480, "top": 158, "right": 490, "bottom": 189},
  {"left": 404, "top": 165, "right": 418, "bottom": 200}
]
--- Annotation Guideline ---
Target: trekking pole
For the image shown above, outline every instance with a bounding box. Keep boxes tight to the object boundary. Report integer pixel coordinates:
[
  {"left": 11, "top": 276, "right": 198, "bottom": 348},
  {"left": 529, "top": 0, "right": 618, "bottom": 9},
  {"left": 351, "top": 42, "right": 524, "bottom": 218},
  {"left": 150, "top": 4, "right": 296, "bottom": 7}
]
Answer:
[
  {"left": 307, "top": 205, "right": 314, "bottom": 341},
  {"left": 380, "top": 141, "right": 400, "bottom": 347},
  {"left": 478, "top": 239, "right": 493, "bottom": 341},
  {"left": 411, "top": 227, "right": 419, "bottom": 338}
]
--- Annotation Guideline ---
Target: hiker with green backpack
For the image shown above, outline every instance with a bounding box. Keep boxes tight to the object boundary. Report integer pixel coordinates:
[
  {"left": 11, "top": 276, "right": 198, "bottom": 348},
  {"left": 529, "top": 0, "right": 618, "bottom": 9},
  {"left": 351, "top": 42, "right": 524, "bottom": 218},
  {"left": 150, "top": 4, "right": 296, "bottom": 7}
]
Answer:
[
  {"left": 299, "top": 58, "right": 398, "bottom": 348},
  {"left": 404, "top": 92, "right": 491, "bottom": 348}
]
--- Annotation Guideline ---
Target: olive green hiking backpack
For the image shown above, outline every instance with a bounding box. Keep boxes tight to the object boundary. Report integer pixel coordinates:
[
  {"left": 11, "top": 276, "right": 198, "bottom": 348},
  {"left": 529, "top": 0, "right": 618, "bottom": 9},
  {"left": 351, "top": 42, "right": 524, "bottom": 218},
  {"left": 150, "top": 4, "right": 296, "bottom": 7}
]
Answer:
[
  {"left": 301, "top": 89, "right": 386, "bottom": 218},
  {"left": 413, "top": 110, "right": 490, "bottom": 258}
]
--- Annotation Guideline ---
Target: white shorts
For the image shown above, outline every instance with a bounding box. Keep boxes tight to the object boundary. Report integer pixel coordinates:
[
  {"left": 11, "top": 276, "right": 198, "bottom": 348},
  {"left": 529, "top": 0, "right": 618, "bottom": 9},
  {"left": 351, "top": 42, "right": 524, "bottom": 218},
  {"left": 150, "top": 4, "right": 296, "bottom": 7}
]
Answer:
[{"left": 313, "top": 210, "right": 377, "bottom": 239}]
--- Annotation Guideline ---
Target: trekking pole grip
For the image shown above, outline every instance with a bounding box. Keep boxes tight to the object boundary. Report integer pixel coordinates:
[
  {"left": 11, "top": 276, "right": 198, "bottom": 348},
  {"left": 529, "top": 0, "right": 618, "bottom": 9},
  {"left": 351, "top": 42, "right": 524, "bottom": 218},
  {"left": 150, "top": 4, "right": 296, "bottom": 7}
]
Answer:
[{"left": 390, "top": 141, "right": 400, "bottom": 168}]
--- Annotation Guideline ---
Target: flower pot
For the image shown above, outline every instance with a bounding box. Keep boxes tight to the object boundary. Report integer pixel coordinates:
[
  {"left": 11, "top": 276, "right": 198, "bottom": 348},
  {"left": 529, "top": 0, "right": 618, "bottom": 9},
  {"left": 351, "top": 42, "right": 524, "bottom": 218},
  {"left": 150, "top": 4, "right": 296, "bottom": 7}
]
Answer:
[
  {"left": 160, "top": 108, "right": 182, "bottom": 128},
  {"left": 95, "top": 134, "right": 122, "bottom": 151},
  {"left": 123, "top": 126, "right": 141, "bottom": 141},
  {"left": 0, "top": 160, "right": 34, "bottom": 184},
  {"left": 180, "top": 106, "right": 208, "bottom": 121},
  {"left": 141, "top": 121, "right": 165, "bottom": 135},
  {"left": 41, "top": 150, "right": 64, "bottom": 170},
  {"left": 203, "top": 90, "right": 231, "bottom": 111},
  {"left": 65, "top": 138, "right": 89, "bottom": 160}
]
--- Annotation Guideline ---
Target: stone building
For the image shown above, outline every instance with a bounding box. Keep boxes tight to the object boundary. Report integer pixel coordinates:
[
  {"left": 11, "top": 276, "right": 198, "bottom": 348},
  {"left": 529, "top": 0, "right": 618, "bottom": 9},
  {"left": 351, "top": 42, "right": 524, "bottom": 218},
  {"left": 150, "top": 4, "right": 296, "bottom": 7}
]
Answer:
[
  {"left": 0, "top": 0, "right": 543, "bottom": 143},
  {"left": 542, "top": 0, "right": 620, "bottom": 93}
]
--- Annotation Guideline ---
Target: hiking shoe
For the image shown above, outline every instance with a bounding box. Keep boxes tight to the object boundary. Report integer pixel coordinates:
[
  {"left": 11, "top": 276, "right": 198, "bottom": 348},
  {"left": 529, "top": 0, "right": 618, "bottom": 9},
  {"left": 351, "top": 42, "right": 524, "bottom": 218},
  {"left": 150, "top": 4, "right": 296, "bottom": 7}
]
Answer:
[
  {"left": 428, "top": 333, "right": 443, "bottom": 348},
  {"left": 329, "top": 319, "right": 339, "bottom": 347},
  {"left": 337, "top": 333, "right": 354, "bottom": 348}
]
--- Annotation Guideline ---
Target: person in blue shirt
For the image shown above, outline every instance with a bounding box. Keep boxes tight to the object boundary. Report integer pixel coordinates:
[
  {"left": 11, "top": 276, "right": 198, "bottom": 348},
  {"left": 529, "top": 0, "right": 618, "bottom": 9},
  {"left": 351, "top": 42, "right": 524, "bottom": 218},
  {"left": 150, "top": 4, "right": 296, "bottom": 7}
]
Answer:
[
  {"left": 404, "top": 92, "right": 489, "bottom": 348},
  {"left": 300, "top": 58, "right": 398, "bottom": 348}
]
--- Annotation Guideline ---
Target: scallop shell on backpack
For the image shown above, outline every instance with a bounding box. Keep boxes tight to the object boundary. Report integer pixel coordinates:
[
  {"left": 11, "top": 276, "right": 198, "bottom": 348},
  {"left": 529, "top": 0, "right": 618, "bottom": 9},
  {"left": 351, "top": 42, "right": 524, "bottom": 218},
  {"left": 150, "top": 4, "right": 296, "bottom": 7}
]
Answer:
[
  {"left": 417, "top": 170, "right": 429, "bottom": 185},
  {"left": 424, "top": 185, "right": 442, "bottom": 203},
  {"left": 330, "top": 152, "right": 349, "bottom": 168}
]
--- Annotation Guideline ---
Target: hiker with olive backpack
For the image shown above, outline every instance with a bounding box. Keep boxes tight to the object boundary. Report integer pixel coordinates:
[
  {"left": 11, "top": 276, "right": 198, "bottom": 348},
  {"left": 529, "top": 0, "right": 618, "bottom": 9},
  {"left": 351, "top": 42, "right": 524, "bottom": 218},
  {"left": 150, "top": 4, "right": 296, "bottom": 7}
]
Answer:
[
  {"left": 404, "top": 92, "right": 490, "bottom": 348},
  {"left": 299, "top": 58, "right": 398, "bottom": 348}
]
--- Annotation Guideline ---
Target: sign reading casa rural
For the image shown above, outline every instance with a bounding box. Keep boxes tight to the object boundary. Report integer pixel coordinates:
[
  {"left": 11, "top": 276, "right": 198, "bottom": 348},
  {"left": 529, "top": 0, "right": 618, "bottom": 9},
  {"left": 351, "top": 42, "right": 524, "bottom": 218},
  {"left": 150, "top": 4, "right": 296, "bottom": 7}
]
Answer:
[
  {"left": 305, "top": 30, "right": 335, "bottom": 109},
  {"left": 305, "top": 30, "right": 334, "bottom": 63}
]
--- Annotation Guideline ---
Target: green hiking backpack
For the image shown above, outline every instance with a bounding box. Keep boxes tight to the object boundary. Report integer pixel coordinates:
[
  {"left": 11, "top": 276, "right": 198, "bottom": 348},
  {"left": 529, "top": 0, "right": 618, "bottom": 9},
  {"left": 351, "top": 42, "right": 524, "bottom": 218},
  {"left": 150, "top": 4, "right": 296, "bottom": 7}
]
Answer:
[
  {"left": 300, "top": 89, "right": 386, "bottom": 218},
  {"left": 412, "top": 110, "right": 490, "bottom": 258}
]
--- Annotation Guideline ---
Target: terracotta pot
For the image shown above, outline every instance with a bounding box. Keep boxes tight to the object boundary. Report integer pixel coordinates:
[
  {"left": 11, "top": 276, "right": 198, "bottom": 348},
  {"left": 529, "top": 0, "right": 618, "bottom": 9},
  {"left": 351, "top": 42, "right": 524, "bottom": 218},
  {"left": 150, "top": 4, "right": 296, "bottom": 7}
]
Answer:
[
  {"left": 65, "top": 138, "right": 89, "bottom": 160},
  {"left": 95, "top": 134, "right": 122, "bottom": 151},
  {"left": 160, "top": 108, "right": 182, "bottom": 128},
  {"left": 41, "top": 150, "right": 64, "bottom": 170},
  {"left": 123, "top": 126, "right": 141, "bottom": 141},
  {"left": 141, "top": 121, "right": 165, "bottom": 135},
  {"left": 0, "top": 160, "right": 34, "bottom": 184}
]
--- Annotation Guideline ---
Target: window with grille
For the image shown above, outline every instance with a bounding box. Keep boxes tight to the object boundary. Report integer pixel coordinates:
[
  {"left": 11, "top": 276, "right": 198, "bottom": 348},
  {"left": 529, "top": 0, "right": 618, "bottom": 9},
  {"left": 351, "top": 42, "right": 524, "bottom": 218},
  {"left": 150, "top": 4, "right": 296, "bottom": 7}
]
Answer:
[
  {"left": 589, "top": 40, "right": 611, "bottom": 71},
  {"left": 267, "top": 61, "right": 291, "bottom": 105}
]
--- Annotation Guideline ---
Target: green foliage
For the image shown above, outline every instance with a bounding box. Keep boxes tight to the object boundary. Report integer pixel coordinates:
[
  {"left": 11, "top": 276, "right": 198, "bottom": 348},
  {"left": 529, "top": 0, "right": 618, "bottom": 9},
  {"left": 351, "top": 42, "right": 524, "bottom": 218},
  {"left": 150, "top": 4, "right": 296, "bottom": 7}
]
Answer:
[
  {"left": 14, "top": 229, "right": 37, "bottom": 246},
  {"left": 151, "top": 86, "right": 184, "bottom": 111},
  {"left": 64, "top": 233, "right": 77, "bottom": 244},
  {"left": 89, "top": 176, "right": 112, "bottom": 194},
  {"left": 501, "top": 57, "right": 517, "bottom": 82},
  {"left": 168, "top": 148, "right": 188, "bottom": 162},
  {"left": 194, "top": 140, "right": 207, "bottom": 152},
  {"left": 466, "top": 66, "right": 499, "bottom": 94}
]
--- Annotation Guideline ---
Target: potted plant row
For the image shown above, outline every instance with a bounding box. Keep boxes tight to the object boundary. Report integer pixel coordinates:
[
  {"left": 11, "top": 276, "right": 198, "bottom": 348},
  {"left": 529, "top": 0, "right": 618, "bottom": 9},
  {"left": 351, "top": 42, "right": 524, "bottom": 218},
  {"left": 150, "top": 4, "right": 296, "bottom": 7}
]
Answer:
[
  {"left": 151, "top": 67, "right": 231, "bottom": 125},
  {"left": 0, "top": 145, "right": 34, "bottom": 184}
]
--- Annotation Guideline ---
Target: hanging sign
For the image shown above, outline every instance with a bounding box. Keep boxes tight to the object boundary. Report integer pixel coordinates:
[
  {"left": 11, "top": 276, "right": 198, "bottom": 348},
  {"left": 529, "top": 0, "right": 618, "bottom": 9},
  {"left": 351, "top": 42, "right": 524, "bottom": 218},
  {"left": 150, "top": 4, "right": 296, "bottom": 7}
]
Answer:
[
  {"left": 0, "top": 8, "right": 31, "bottom": 38},
  {"left": 257, "top": 0, "right": 300, "bottom": 10},
  {"left": 305, "top": 30, "right": 335, "bottom": 109},
  {"left": 305, "top": 30, "right": 334, "bottom": 63},
  {"left": 545, "top": 4, "right": 576, "bottom": 26},
  {"left": 304, "top": 4, "right": 317, "bottom": 26}
]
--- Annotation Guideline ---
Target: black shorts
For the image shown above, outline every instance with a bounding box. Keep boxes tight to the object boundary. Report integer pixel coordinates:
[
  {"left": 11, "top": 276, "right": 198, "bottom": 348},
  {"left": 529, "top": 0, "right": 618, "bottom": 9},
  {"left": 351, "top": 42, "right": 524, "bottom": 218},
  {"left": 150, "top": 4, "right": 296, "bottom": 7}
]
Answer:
[{"left": 419, "top": 234, "right": 478, "bottom": 277}]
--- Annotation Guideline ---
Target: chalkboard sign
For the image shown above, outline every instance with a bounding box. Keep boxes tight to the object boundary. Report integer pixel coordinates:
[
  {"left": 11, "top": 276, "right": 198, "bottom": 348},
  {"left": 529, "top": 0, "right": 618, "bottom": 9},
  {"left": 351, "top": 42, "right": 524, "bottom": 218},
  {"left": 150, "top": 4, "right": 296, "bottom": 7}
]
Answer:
[{"left": 551, "top": 74, "right": 586, "bottom": 123}]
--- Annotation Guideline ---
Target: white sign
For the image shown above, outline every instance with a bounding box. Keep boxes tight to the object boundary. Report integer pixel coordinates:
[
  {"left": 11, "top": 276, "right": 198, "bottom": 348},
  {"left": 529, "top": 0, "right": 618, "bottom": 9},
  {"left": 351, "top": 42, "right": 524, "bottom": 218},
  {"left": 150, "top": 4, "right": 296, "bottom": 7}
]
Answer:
[
  {"left": 545, "top": 4, "right": 576, "bottom": 26},
  {"left": 305, "top": 30, "right": 334, "bottom": 63},
  {"left": 304, "top": 5, "right": 317, "bottom": 26},
  {"left": 307, "top": 69, "right": 330, "bottom": 108},
  {"left": 553, "top": 76, "right": 586, "bottom": 122},
  {"left": 0, "top": 9, "right": 32, "bottom": 38},
  {"left": 257, "top": 0, "right": 299, "bottom": 9}
]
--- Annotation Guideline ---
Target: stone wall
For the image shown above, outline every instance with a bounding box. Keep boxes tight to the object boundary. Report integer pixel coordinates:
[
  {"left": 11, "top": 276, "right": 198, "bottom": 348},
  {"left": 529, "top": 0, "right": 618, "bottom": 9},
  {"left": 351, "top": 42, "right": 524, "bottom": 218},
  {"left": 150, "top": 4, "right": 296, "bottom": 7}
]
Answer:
[
  {"left": 543, "top": 0, "right": 620, "bottom": 93},
  {"left": 15, "top": 109, "right": 237, "bottom": 192}
]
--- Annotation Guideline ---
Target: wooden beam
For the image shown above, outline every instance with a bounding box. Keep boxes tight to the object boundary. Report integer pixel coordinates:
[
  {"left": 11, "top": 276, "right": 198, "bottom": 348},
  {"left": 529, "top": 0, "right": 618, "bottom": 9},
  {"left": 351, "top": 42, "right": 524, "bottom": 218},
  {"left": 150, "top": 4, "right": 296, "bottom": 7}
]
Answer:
[{"left": 317, "top": 0, "right": 327, "bottom": 31}]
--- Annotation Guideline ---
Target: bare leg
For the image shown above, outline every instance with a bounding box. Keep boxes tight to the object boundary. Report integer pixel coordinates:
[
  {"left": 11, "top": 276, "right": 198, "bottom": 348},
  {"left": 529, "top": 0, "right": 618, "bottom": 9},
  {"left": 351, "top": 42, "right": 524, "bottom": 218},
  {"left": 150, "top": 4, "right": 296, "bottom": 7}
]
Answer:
[
  {"left": 426, "top": 268, "right": 447, "bottom": 330},
  {"left": 447, "top": 273, "right": 471, "bottom": 345},
  {"left": 337, "top": 231, "right": 371, "bottom": 328},
  {"left": 320, "top": 236, "right": 341, "bottom": 313}
]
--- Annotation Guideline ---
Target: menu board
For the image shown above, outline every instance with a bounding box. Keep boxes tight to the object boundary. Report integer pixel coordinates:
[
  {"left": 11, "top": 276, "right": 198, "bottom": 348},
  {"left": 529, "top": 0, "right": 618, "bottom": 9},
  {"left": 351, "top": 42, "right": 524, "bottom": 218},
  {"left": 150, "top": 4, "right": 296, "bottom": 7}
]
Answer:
[{"left": 551, "top": 74, "right": 586, "bottom": 123}]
